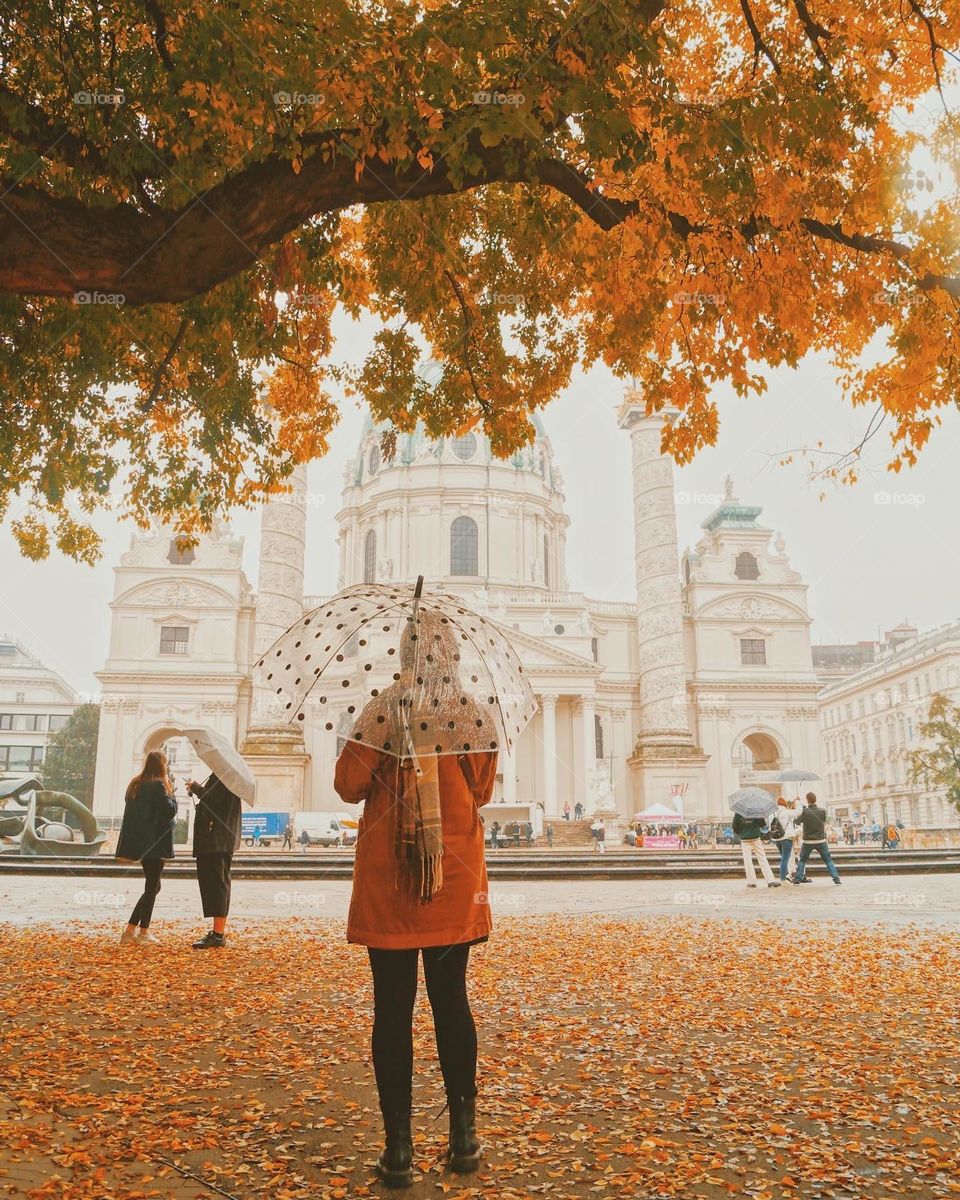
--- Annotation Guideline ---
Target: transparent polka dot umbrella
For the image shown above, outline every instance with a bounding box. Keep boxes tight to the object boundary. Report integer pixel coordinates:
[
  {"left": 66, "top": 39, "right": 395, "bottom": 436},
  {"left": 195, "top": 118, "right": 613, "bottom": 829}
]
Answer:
[{"left": 256, "top": 577, "right": 538, "bottom": 760}]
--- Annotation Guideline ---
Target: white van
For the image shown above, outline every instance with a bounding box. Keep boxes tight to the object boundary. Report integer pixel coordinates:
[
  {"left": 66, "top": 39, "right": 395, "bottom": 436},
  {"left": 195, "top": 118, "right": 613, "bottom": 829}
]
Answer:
[{"left": 293, "top": 811, "right": 357, "bottom": 848}]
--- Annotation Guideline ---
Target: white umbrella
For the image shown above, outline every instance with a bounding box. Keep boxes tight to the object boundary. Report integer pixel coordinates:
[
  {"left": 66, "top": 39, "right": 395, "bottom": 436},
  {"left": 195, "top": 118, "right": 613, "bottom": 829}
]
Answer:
[{"left": 180, "top": 726, "right": 257, "bottom": 806}]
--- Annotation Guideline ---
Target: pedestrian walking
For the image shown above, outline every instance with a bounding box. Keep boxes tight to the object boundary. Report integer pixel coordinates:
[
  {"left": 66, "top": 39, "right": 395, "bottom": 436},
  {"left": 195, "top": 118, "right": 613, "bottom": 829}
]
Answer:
[
  {"left": 793, "top": 793, "right": 842, "bottom": 885},
  {"left": 187, "top": 772, "right": 243, "bottom": 948},
  {"left": 333, "top": 611, "right": 505, "bottom": 1188},
  {"left": 523, "top": 820, "right": 534, "bottom": 847},
  {"left": 773, "top": 796, "right": 801, "bottom": 882},
  {"left": 299, "top": 827, "right": 311, "bottom": 853},
  {"left": 283, "top": 821, "right": 294, "bottom": 850},
  {"left": 732, "top": 811, "right": 780, "bottom": 888},
  {"left": 574, "top": 801, "right": 584, "bottom": 821},
  {"left": 883, "top": 822, "right": 901, "bottom": 851},
  {"left": 116, "top": 750, "right": 177, "bottom": 945},
  {"left": 490, "top": 820, "right": 501, "bottom": 849},
  {"left": 562, "top": 801, "right": 571, "bottom": 822}
]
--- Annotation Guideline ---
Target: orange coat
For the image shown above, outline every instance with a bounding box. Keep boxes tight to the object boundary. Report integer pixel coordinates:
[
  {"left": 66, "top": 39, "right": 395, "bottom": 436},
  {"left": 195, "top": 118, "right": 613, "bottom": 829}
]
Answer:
[{"left": 334, "top": 743, "right": 498, "bottom": 950}]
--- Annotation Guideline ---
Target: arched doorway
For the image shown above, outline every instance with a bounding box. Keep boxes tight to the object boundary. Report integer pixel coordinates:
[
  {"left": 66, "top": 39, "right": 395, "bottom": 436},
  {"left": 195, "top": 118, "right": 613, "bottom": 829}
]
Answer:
[
  {"left": 138, "top": 725, "right": 202, "bottom": 842},
  {"left": 736, "top": 730, "right": 784, "bottom": 796}
]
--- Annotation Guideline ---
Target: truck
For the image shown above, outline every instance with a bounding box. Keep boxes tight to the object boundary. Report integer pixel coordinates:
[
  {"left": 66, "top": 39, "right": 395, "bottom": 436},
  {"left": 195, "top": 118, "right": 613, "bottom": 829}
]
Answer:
[
  {"left": 293, "top": 811, "right": 358, "bottom": 848},
  {"left": 240, "top": 811, "right": 290, "bottom": 848}
]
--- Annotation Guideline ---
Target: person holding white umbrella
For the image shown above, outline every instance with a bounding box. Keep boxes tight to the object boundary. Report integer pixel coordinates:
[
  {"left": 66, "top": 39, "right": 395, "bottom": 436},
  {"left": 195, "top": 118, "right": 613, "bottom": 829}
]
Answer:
[{"left": 181, "top": 727, "right": 257, "bottom": 950}]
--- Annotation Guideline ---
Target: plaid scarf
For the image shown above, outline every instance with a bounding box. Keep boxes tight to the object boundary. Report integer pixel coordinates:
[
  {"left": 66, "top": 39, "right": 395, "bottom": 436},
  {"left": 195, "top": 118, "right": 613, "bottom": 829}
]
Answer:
[{"left": 394, "top": 751, "right": 444, "bottom": 903}]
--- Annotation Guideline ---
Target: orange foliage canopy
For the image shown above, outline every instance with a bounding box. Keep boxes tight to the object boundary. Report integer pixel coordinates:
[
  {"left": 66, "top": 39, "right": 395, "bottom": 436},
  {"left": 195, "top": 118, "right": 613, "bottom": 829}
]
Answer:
[{"left": 0, "top": 1, "right": 957, "bottom": 558}]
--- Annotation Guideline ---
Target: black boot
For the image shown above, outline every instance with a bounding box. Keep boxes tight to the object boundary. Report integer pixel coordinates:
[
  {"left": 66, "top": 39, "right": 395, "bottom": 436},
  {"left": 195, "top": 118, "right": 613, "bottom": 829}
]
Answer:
[
  {"left": 446, "top": 1093, "right": 481, "bottom": 1173},
  {"left": 376, "top": 1111, "right": 413, "bottom": 1189}
]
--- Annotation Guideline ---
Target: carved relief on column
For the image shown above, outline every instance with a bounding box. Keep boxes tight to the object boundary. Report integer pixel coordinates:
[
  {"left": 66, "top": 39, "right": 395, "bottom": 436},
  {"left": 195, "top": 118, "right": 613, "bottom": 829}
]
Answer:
[
  {"left": 618, "top": 393, "right": 699, "bottom": 754},
  {"left": 249, "top": 464, "right": 308, "bottom": 733}
]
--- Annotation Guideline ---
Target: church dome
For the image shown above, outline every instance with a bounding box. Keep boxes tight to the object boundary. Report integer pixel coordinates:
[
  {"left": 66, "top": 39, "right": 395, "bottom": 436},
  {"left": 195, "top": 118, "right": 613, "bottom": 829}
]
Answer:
[{"left": 351, "top": 412, "right": 563, "bottom": 494}]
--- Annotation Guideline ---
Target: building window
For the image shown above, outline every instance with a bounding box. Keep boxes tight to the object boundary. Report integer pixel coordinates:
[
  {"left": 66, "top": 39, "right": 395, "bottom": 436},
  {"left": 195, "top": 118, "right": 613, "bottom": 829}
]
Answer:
[
  {"left": 48, "top": 714, "right": 71, "bottom": 732},
  {"left": 368, "top": 444, "right": 381, "bottom": 476},
  {"left": 167, "top": 538, "right": 196, "bottom": 565},
  {"left": 0, "top": 714, "right": 11, "bottom": 730},
  {"left": 594, "top": 714, "right": 604, "bottom": 760},
  {"left": 450, "top": 516, "right": 479, "bottom": 576},
  {"left": 2, "top": 714, "right": 46, "bottom": 732},
  {"left": 452, "top": 433, "right": 477, "bottom": 461},
  {"left": 740, "top": 638, "right": 766, "bottom": 666},
  {"left": 0, "top": 745, "right": 45, "bottom": 771},
  {"left": 554, "top": 624, "right": 565, "bottom": 635},
  {"left": 159, "top": 626, "right": 190, "bottom": 656},
  {"left": 363, "top": 529, "right": 377, "bottom": 584},
  {"left": 734, "top": 551, "right": 760, "bottom": 580},
  {"left": 543, "top": 532, "right": 551, "bottom": 589},
  {"left": 15, "top": 691, "right": 24, "bottom": 704}
]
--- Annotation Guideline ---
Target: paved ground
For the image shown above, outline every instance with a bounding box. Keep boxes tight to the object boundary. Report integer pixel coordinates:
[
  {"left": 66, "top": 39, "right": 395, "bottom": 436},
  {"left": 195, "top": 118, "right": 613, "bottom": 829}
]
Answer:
[{"left": 1, "top": 869, "right": 957, "bottom": 930}]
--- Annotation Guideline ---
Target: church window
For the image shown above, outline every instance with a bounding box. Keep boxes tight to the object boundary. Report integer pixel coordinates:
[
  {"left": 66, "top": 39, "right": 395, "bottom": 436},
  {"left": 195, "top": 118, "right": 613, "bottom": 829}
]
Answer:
[
  {"left": 363, "top": 529, "right": 376, "bottom": 584},
  {"left": 734, "top": 551, "right": 759, "bottom": 580},
  {"left": 159, "top": 626, "right": 189, "bottom": 655},
  {"left": 167, "top": 539, "right": 195, "bottom": 565},
  {"left": 543, "top": 533, "right": 551, "bottom": 589},
  {"left": 595, "top": 714, "right": 604, "bottom": 760},
  {"left": 368, "top": 444, "right": 381, "bottom": 476},
  {"left": 452, "top": 433, "right": 477, "bottom": 461},
  {"left": 740, "top": 638, "right": 766, "bottom": 666},
  {"left": 554, "top": 624, "right": 565, "bottom": 635},
  {"left": 450, "top": 516, "right": 479, "bottom": 576}
]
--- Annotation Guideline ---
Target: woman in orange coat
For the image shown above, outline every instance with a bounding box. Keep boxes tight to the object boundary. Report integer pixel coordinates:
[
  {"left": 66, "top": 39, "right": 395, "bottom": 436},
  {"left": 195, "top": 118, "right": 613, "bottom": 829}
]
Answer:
[{"left": 334, "top": 613, "right": 499, "bottom": 1189}]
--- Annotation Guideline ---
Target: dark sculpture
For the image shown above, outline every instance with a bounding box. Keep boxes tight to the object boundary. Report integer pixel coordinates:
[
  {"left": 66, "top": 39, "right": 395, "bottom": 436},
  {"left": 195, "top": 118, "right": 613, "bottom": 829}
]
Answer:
[{"left": 0, "top": 778, "right": 105, "bottom": 857}]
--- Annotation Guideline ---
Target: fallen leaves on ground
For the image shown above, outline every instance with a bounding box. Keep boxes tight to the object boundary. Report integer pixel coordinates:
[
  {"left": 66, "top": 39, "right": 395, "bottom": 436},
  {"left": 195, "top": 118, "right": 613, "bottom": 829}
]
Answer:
[{"left": 0, "top": 917, "right": 958, "bottom": 1199}]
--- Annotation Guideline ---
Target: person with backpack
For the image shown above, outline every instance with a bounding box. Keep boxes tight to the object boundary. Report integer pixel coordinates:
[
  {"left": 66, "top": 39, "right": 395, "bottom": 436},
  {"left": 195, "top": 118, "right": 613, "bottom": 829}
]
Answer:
[
  {"left": 733, "top": 810, "right": 781, "bottom": 888},
  {"left": 116, "top": 750, "right": 178, "bottom": 945},
  {"left": 793, "top": 793, "right": 842, "bottom": 885},
  {"left": 772, "top": 797, "right": 802, "bottom": 882}
]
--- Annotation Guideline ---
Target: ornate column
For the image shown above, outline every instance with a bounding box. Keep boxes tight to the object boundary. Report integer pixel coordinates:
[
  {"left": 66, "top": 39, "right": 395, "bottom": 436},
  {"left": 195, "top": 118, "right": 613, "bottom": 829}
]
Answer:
[
  {"left": 618, "top": 390, "right": 709, "bottom": 814},
  {"left": 501, "top": 745, "right": 517, "bottom": 805},
  {"left": 241, "top": 465, "right": 311, "bottom": 809},
  {"left": 577, "top": 695, "right": 597, "bottom": 805},
  {"left": 540, "top": 693, "right": 558, "bottom": 815}
]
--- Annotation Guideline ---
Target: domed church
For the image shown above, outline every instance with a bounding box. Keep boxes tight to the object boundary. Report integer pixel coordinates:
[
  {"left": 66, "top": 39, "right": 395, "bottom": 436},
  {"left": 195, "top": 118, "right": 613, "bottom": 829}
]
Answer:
[{"left": 92, "top": 390, "right": 824, "bottom": 833}]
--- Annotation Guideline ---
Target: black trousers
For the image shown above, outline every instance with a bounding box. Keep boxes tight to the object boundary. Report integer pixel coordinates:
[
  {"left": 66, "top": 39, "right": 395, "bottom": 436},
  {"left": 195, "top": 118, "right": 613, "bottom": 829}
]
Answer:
[
  {"left": 129, "top": 858, "right": 164, "bottom": 927},
  {"left": 196, "top": 852, "right": 233, "bottom": 918},
  {"left": 367, "top": 943, "right": 477, "bottom": 1115}
]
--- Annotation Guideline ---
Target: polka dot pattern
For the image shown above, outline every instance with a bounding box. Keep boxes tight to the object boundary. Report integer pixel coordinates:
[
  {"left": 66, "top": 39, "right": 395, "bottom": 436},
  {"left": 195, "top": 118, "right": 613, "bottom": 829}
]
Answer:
[{"left": 255, "top": 583, "right": 537, "bottom": 758}]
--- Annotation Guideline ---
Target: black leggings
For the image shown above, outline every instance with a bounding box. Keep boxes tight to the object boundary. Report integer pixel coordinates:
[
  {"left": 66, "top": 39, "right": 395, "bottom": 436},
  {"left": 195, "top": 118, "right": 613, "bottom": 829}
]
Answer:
[
  {"left": 367, "top": 943, "right": 477, "bottom": 1114},
  {"left": 129, "top": 858, "right": 164, "bottom": 928}
]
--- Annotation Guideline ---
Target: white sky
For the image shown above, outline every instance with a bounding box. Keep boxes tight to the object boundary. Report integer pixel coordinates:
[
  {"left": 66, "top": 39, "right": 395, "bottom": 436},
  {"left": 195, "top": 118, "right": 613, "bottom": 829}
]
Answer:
[{"left": 2, "top": 305, "right": 959, "bottom": 697}]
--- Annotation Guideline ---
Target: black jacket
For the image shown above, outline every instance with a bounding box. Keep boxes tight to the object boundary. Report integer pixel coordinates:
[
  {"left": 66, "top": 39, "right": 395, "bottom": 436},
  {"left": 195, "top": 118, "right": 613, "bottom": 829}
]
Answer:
[
  {"left": 732, "top": 812, "right": 766, "bottom": 841},
  {"left": 116, "top": 780, "right": 177, "bottom": 862},
  {"left": 190, "top": 775, "right": 242, "bottom": 857},
  {"left": 797, "top": 804, "right": 829, "bottom": 843}
]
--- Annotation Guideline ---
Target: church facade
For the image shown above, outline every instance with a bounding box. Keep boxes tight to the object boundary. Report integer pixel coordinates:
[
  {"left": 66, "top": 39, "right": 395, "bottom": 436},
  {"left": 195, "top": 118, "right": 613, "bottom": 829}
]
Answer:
[{"left": 91, "top": 390, "right": 823, "bottom": 829}]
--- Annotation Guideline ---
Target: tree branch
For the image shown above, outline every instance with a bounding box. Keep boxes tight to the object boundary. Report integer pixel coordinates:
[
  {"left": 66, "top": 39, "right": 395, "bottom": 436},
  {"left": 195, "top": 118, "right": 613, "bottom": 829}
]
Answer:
[
  {"left": 738, "top": 0, "right": 782, "bottom": 76},
  {"left": 143, "top": 0, "right": 176, "bottom": 72},
  {"left": 792, "top": 0, "right": 832, "bottom": 68},
  {"left": 140, "top": 315, "right": 189, "bottom": 411}
]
